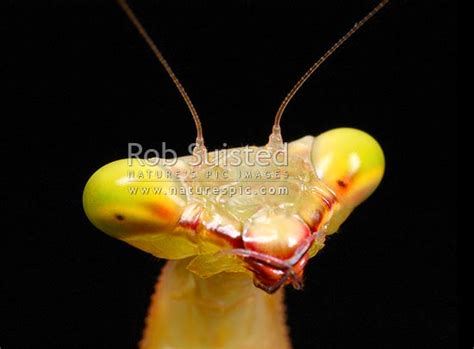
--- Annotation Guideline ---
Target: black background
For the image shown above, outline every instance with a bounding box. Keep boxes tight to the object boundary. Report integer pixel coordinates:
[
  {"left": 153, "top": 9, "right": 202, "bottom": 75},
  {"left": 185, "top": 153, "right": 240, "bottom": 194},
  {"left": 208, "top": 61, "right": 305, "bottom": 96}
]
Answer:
[{"left": 3, "top": 0, "right": 458, "bottom": 348}]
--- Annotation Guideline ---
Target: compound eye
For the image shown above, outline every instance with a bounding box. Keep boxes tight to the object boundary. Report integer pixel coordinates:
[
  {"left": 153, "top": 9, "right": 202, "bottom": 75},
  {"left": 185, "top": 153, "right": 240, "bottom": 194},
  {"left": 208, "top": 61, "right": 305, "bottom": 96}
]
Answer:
[
  {"left": 83, "top": 159, "right": 185, "bottom": 239},
  {"left": 243, "top": 212, "right": 311, "bottom": 260},
  {"left": 311, "top": 128, "right": 385, "bottom": 207}
]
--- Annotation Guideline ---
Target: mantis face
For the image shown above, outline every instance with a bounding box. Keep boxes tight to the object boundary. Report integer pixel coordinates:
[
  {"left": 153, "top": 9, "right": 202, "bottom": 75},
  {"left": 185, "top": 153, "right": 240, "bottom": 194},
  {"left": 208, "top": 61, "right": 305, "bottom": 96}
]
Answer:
[
  {"left": 83, "top": 0, "right": 388, "bottom": 293},
  {"left": 83, "top": 128, "right": 384, "bottom": 293}
]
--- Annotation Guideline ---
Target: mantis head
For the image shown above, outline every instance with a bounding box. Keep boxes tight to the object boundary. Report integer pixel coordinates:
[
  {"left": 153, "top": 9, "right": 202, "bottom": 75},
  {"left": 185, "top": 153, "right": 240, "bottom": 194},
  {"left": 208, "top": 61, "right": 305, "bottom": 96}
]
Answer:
[{"left": 83, "top": 0, "right": 388, "bottom": 293}]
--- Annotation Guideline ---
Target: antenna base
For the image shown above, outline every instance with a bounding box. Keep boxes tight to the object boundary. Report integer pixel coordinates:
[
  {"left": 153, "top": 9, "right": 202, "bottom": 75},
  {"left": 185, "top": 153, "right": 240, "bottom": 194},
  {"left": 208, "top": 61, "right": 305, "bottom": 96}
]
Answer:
[{"left": 267, "top": 126, "right": 284, "bottom": 150}]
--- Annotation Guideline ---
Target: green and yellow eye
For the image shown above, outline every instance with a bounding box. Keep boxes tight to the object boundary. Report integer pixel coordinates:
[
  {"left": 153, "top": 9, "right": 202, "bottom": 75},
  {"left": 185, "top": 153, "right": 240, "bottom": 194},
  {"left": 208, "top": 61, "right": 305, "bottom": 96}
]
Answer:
[
  {"left": 83, "top": 159, "right": 185, "bottom": 237},
  {"left": 312, "top": 128, "right": 385, "bottom": 206},
  {"left": 311, "top": 128, "right": 385, "bottom": 233},
  {"left": 82, "top": 159, "right": 202, "bottom": 259}
]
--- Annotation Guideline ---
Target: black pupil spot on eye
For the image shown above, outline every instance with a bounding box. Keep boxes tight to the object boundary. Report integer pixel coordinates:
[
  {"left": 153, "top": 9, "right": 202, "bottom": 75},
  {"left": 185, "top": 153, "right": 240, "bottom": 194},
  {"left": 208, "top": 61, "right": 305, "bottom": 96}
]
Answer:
[
  {"left": 337, "top": 180, "right": 348, "bottom": 188},
  {"left": 115, "top": 214, "right": 125, "bottom": 221}
]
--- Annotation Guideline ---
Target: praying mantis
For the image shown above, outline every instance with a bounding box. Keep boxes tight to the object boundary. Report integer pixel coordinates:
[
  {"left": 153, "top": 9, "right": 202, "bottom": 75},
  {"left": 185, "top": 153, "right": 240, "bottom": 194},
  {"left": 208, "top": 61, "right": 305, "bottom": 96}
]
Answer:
[{"left": 83, "top": 1, "right": 388, "bottom": 348}]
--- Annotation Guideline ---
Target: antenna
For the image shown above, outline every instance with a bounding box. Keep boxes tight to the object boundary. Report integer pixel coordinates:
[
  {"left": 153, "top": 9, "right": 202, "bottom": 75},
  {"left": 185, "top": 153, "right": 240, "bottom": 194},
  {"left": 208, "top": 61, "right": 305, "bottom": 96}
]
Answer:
[
  {"left": 269, "top": 0, "right": 389, "bottom": 147},
  {"left": 117, "top": 0, "right": 205, "bottom": 153}
]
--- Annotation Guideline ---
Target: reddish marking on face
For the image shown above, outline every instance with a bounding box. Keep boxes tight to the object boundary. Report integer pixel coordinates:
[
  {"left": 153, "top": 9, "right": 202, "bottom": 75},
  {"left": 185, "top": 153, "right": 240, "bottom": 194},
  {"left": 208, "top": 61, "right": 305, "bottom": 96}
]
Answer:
[
  {"left": 148, "top": 203, "right": 176, "bottom": 222},
  {"left": 337, "top": 179, "right": 348, "bottom": 188},
  {"left": 178, "top": 204, "right": 202, "bottom": 230},
  {"left": 243, "top": 216, "right": 311, "bottom": 260},
  {"left": 335, "top": 175, "right": 355, "bottom": 195},
  {"left": 319, "top": 190, "right": 337, "bottom": 211},
  {"left": 292, "top": 254, "right": 309, "bottom": 279},
  {"left": 308, "top": 210, "right": 322, "bottom": 231},
  {"left": 179, "top": 218, "right": 200, "bottom": 231},
  {"left": 247, "top": 252, "right": 310, "bottom": 292},
  {"left": 207, "top": 226, "right": 245, "bottom": 249}
]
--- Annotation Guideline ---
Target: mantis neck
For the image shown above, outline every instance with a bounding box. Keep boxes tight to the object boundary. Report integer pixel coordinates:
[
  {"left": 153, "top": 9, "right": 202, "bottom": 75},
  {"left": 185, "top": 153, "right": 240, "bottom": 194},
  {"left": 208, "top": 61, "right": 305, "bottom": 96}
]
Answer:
[{"left": 140, "top": 259, "right": 292, "bottom": 349}]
